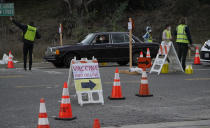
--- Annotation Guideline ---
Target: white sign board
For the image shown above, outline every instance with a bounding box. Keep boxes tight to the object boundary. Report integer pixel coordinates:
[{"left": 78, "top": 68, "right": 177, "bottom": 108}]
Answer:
[
  {"left": 68, "top": 58, "right": 104, "bottom": 106},
  {"left": 128, "top": 22, "right": 132, "bottom": 30},
  {"left": 72, "top": 63, "right": 100, "bottom": 79}
]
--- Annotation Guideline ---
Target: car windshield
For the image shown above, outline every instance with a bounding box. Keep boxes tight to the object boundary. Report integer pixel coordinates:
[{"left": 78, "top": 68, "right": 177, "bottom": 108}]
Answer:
[{"left": 80, "top": 33, "right": 94, "bottom": 45}]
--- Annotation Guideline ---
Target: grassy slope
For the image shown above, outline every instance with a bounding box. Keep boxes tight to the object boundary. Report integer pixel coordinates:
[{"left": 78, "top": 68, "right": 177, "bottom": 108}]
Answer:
[{"left": 1, "top": 0, "right": 210, "bottom": 61}]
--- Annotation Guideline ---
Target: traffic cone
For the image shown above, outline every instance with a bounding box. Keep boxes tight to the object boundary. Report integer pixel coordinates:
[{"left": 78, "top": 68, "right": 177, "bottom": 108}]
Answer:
[
  {"left": 194, "top": 46, "right": 201, "bottom": 65},
  {"left": 55, "top": 82, "right": 76, "bottom": 120},
  {"left": 108, "top": 68, "right": 125, "bottom": 100},
  {"left": 7, "top": 51, "right": 14, "bottom": 68},
  {"left": 146, "top": 48, "right": 150, "bottom": 58},
  {"left": 136, "top": 71, "right": 153, "bottom": 97},
  {"left": 37, "top": 98, "right": 50, "bottom": 128},
  {"left": 139, "top": 51, "right": 143, "bottom": 58},
  {"left": 93, "top": 118, "right": 101, "bottom": 128}
]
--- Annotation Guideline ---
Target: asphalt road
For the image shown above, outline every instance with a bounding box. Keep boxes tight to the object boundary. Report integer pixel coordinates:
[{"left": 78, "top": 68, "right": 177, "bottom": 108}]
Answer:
[{"left": 0, "top": 62, "right": 210, "bottom": 128}]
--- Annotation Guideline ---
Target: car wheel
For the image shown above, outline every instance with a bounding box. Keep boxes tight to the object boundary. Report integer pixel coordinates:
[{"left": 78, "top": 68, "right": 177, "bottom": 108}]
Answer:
[
  {"left": 64, "top": 54, "right": 74, "bottom": 68},
  {"left": 132, "top": 52, "right": 139, "bottom": 66},
  {"left": 52, "top": 62, "right": 64, "bottom": 68},
  {"left": 117, "top": 61, "right": 128, "bottom": 66}
]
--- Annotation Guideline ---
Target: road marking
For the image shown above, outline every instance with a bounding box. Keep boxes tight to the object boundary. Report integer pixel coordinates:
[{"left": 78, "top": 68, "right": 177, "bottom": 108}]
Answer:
[
  {"left": 185, "top": 78, "right": 210, "bottom": 81},
  {"left": 103, "top": 119, "right": 210, "bottom": 128},
  {"left": 194, "top": 69, "right": 210, "bottom": 71},
  {"left": 16, "top": 84, "right": 59, "bottom": 88},
  {"left": 0, "top": 75, "right": 24, "bottom": 79},
  {"left": 104, "top": 81, "right": 140, "bottom": 84},
  {"left": 42, "top": 70, "right": 63, "bottom": 74}
]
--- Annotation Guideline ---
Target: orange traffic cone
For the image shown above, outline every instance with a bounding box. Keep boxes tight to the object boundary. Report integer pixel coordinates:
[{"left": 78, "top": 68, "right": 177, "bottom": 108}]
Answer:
[
  {"left": 93, "top": 118, "right": 101, "bottom": 128},
  {"left": 55, "top": 82, "right": 76, "bottom": 120},
  {"left": 194, "top": 46, "right": 201, "bottom": 65},
  {"left": 139, "top": 51, "right": 143, "bottom": 58},
  {"left": 146, "top": 48, "right": 150, "bottom": 58},
  {"left": 37, "top": 98, "right": 50, "bottom": 128},
  {"left": 108, "top": 68, "right": 125, "bottom": 100},
  {"left": 7, "top": 51, "right": 14, "bottom": 68},
  {"left": 136, "top": 71, "right": 153, "bottom": 97}
]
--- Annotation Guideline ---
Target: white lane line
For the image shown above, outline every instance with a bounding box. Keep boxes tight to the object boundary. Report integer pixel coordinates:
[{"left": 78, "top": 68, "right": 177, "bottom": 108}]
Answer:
[{"left": 103, "top": 119, "right": 210, "bottom": 128}]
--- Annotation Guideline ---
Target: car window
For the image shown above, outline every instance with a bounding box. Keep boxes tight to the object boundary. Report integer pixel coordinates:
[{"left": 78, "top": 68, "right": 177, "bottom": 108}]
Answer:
[
  {"left": 93, "top": 34, "right": 110, "bottom": 44},
  {"left": 112, "top": 34, "right": 129, "bottom": 43},
  {"left": 80, "top": 33, "right": 94, "bottom": 45}
]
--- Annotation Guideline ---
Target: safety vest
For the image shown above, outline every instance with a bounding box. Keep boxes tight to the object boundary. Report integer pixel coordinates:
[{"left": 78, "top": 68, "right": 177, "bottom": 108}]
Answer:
[
  {"left": 148, "top": 34, "right": 153, "bottom": 43},
  {"left": 24, "top": 25, "right": 37, "bottom": 41},
  {"left": 176, "top": 24, "right": 189, "bottom": 43},
  {"left": 163, "top": 29, "right": 172, "bottom": 40}
]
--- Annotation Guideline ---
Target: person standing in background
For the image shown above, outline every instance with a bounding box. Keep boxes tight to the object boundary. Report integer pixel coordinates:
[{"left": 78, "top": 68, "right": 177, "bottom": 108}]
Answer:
[
  {"left": 162, "top": 24, "right": 172, "bottom": 42},
  {"left": 175, "top": 17, "right": 193, "bottom": 70}
]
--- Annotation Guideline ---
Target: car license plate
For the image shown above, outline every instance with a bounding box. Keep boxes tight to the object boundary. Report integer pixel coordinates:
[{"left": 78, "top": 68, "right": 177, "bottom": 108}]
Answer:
[{"left": 204, "top": 53, "right": 209, "bottom": 58}]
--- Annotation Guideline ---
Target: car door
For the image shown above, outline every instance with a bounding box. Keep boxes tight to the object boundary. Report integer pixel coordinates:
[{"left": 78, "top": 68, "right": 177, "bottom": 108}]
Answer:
[
  {"left": 110, "top": 33, "right": 130, "bottom": 61},
  {"left": 87, "top": 34, "right": 111, "bottom": 61}
]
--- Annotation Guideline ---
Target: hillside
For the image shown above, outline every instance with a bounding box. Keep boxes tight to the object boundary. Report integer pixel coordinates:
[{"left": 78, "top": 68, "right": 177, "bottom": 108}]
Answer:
[{"left": 0, "top": 0, "right": 210, "bottom": 60}]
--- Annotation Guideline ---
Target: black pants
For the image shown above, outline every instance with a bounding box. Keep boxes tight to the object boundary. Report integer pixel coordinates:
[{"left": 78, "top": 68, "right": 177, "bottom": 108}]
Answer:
[
  {"left": 23, "top": 43, "right": 33, "bottom": 70},
  {"left": 177, "top": 43, "right": 188, "bottom": 70}
]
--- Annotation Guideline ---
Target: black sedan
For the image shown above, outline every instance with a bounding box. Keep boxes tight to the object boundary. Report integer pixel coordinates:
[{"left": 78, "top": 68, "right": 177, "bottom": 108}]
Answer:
[{"left": 44, "top": 32, "right": 159, "bottom": 67}]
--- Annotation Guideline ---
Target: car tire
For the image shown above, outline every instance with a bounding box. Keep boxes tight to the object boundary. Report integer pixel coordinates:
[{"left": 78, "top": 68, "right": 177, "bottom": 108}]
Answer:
[
  {"left": 117, "top": 61, "right": 128, "bottom": 66},
  {"left": 64, "top": 54, "right": 74, "bottom": 68},
  {"left": 52, "top": 62, "right": 64, "bottom": 68}
]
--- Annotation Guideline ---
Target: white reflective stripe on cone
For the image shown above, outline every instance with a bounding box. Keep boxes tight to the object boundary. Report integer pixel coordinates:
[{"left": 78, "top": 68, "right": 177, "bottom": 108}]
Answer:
[
  {"left": 62, "top": 88, "right": 69, "bottom": 96},
  {"left": 114, "top": 81, "right": 121, "bottom": 86},
  {"left": 114, "top": 73, "right": 119, "bottom": 79},
  {"left": 39, "top": 103, "right": 46, "bottom": 113},
  {"left": 38, "top": 118, "right": 49, "bottom": 125},
  {"left": 61, "top": 98, "right": 70, "bottom": 104},
  {"left": 142, "top": 72, "right": 147, "bottom": 78},
  {"left": 141, "top": 79, "right": 148, "bottom": 84}
]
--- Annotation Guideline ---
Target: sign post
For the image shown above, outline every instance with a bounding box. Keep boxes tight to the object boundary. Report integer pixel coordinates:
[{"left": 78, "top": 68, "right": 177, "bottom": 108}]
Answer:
[
  {"left": 0, "top": 3, "right": 14, "bottom": 16},
  {"left": 128, "top": 18, "right": 133, "bottom": 69},
  {"left": 59, "top": 23, "right": 63, "bottom": 46}
]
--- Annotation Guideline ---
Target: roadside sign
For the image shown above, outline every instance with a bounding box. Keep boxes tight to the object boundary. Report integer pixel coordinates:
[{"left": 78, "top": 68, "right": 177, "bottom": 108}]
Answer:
[
  {"left": 128, "top": 21, "right": 132, "bottom": 30},
  {"left": 72, "top": 61, "right": 102, "bottom": 92},
  {"left": 68, "top": 57, "right": 104, "bottom": 106},
  {"left": 74, "top": 79, "right": 102, "bottom": 92},
  {"left": 0, "top": 3, "right": 14, "bottom": 16}
]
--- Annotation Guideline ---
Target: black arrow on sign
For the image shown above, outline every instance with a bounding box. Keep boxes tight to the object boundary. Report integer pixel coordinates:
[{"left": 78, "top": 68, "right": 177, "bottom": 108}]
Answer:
[{"left": 81, "top": 80, "right": 96, "bottom": 90}]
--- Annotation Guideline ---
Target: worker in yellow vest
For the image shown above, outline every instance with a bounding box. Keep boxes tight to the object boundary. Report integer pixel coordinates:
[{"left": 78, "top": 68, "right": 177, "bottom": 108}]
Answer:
[
  {"left": 143, "top": 26, "right": 153, "bottom": 43},
  {"left": 162, "top": 24, "right": 172, "bottom": 42},
  {"left": 10, "top": 17, "right": 41, "bottom": 71},
  {"left": 175, "top": 18, "right": 193, "bottom": 70}
]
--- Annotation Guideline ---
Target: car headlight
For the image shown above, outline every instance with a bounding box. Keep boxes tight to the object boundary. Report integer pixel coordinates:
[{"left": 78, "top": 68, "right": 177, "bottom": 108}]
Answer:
[{"left": 46, "top": 47, "right": 59, "bottom": 55}]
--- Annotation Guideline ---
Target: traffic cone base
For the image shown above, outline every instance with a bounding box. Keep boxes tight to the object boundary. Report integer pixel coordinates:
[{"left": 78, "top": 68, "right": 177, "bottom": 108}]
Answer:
[
  {"left": 135, "top": 94, "right": 153, "bottom": 97},
  {"left": 37, "top": 125, "right": 50, "bottom": 128},
  {"left": 93, "top": 118, "right": 101, "bottom": 128},
  {"left": 108, "top": 96, "right": 126, "bottom": 100},
  {"left": 55, "top": 116, "right": 77, "bottom": 121}
]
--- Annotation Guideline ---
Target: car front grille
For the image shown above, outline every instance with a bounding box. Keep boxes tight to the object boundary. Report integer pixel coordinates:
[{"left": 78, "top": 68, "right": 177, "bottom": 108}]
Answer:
[{"left": 200, "top": 51, "right": 210, "bottom": 60}]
